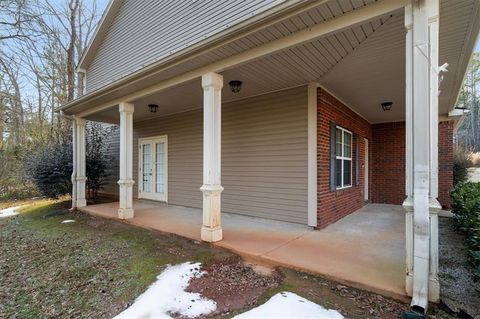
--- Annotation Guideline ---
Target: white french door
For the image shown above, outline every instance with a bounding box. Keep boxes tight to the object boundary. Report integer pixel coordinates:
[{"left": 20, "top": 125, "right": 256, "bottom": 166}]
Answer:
[{"left": 138, "top": 136, "right": 168, "bottom": 202}]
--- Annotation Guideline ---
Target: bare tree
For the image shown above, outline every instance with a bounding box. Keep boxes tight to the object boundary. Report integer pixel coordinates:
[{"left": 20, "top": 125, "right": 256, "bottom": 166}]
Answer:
[{"left": 0, "top": 0, "right": 36, "bottom": 41}]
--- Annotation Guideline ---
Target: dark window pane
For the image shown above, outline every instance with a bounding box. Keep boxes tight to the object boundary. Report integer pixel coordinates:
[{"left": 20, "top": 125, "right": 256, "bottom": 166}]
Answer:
[
  {"left": 336, "top": 128, "right": 342, "bottom": 156},
  {"left": 344, "top": 132, "right": 352, "bottom": 158},
  {"left": 343, "top": 160, "right": 352, "bottom": 186},
  {"left": 336, "top": 159, "right": 342, "bottom": 187}
]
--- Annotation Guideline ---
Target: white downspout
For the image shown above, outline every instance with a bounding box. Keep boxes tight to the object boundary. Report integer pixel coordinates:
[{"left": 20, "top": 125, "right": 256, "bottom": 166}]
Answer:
[
  {"left": 408, "top": 0, "right": 440, "bottom": 312},
  {"left": 60, "top": 111, "right": 77, "bottom": 210}
]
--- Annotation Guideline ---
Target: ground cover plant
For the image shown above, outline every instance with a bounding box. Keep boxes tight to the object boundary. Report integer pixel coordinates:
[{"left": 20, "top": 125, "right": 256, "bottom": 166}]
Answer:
[{"left": 450, "top": 182, "right": 480, "bottom": 280}]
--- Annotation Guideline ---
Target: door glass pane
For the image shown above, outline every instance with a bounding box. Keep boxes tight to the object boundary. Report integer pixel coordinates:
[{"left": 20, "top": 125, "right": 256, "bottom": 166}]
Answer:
[
  {"left": 155, "top": 142, "right": 164, "bottom": 193},
  {"left": 343, "top": 159, "right": 352, "bottom": 186},
  {"left": 142, "top": 144, "right": 151, "bottom": 192}
]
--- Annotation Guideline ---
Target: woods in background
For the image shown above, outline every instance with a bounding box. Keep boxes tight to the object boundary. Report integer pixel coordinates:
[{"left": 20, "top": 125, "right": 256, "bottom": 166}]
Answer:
[
  {"left": 456, "top": 52, "right": 480, "bottom": 152},
  {"left": 0, "top": 0, "right": 107, "bottom": 199}
]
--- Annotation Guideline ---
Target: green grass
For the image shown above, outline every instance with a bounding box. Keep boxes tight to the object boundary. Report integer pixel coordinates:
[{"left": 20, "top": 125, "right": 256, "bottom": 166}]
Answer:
[{"left": 0, "top": 199, "right": 232, "bottom": 318}]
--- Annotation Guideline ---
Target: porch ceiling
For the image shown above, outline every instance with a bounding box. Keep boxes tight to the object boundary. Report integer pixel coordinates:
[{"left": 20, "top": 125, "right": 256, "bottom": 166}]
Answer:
[{"left": 84, "top": 0, "right": 478, "bottom": 125}]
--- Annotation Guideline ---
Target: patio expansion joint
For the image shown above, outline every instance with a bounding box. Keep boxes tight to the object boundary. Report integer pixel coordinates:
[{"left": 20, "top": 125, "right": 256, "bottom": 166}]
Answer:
[{"left": 259, "top": 231, "right": 310, "bottom": 257}]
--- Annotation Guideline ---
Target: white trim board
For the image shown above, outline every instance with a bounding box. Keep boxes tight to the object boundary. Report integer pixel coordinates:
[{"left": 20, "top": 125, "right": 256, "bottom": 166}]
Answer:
[{"left": 307, "top": 83, "right": 318, "bottom": 227}]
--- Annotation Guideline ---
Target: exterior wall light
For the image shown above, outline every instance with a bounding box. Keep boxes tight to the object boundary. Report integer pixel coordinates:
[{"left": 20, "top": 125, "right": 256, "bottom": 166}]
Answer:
[
  {"left": 381, "top": 102, "right": 393, "bottom": 111},
  {"left": 228, "top": 80, "right": 242, "bottom": 93},
  {"left": 148, "top": 104, "right": 159, "bottom": 113}
]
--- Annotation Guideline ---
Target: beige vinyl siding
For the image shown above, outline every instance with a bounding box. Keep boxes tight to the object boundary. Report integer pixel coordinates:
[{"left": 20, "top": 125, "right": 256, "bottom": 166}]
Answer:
[
  {"left": 133, "top": 110, "right": 203, "bottom": 208},
  {"left": 105, "top": 86, "right": 308, "bottom": 224},
  {"left": 86, "top": 0, "right": 285, "bottom": 92},
  {"left": 221, "top": 87, "right": 308, "bottom": 224},
  {"left": 98, "top": 124, "right": 120, "bottom": 196}
]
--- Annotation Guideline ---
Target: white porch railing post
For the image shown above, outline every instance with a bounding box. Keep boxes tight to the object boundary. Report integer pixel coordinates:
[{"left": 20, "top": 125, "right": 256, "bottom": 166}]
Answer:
[
  {"left": 75, "top": 118, "right": 87, "bottom": 208},
  {"left": 404, "top": 0, "right": 440, "bottom": 311},
  {"left": 200, "top": 72, "right": 224, "bottom": 242},
  {"left": 118, "top": 102, "right": 135, "bottom": 219}
]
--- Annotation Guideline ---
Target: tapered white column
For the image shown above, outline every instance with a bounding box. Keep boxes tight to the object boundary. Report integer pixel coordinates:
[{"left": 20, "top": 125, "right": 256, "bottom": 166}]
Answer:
[
  {"left": 118, "top": 102, "right": 135, "bottom": 219},
  {"left": 75, "top": 118, "right": 87, "bottom": 207},
  {"left": 200, "top": 72, "right": 223, "bottom": 242},
  {"left": 404, "top": 0, "right": 440, "bottom": 311}
]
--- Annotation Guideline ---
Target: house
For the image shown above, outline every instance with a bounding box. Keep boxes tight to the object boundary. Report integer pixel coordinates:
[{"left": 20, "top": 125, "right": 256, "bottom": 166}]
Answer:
[{"left": 57, "top": 0, "right": 480, "bottom": 312}]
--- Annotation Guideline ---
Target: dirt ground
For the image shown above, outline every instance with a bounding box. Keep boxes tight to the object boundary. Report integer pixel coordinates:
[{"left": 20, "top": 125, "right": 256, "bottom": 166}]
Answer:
[
  {"left": 0, "top": 199, "right": 455, "bottom": 318},
  {"left": 438, "top": 217, "right": 480, "bottom": 318}
]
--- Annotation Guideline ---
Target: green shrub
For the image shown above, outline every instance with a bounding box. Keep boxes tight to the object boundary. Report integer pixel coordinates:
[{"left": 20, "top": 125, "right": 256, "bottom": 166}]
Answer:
[
  {"left": 453, "top": 148, "right": 472, "bottom": 185},
  {"left": 450, "top": 182, "right": 480, "bottom": 279},
  {"left": 26, "top": 122, "right": 113, "bottom": 199}
]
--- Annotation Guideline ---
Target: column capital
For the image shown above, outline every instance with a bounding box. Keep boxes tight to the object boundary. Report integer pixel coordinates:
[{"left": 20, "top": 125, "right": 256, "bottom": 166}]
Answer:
[
  {"left": 202, "top": 72, "right": 223, "bottom": 89},
  {"left": 118, "top": 179, "right": 135, "bottom": 186},
  {"left": 119, "top": 102, "right": 134, "bottom": 113},
  {"left": 404, "top": 4, "right": 413, "bottom": 30},
  {"left": 200, "top": 184, "right": 224, "bottom": 195},
  {"left": 426, "top": 0, "right": 439, "bottom": 21},
  {"left": 75, "top": 117, "right": 86, "bottom": 127}
]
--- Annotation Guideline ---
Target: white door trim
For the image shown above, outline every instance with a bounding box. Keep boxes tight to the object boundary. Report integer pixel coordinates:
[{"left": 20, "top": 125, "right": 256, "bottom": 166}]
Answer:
[
  {"left": 364, "top": 138, "right": 369, "bottom": 201},
  {"left": 138, "top": 135, "right": 168, "bottom": 202}
]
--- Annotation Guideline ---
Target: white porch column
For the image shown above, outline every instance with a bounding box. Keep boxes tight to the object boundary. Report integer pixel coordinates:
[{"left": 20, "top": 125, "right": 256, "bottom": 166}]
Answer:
[
  {"left": 71, "top": 117, "right": 77, "bottom": 209},
  {"left": 427, "top": 0, "right": 441, "bottom": 303},
  {"left": 404, "top": 0, "right": 440, "bottom": 310},
  {"left": 75, "top": 118, "right": 87, "bottom": 208},
  {"left": 404, "top": 3, "right": 415, "bottom": 299},
  {"left": 118, "top": 102, "right": 135, "bottom": 219},
  {"left": 200, "top": 72, "right": 223, "bottom": 242}
]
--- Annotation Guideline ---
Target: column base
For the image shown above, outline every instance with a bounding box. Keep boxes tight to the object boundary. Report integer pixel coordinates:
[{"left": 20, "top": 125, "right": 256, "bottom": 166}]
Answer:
[
  {"left": 406, "top": 273, "right": 413, "bottom": 297},
  {"left": 428, "top": 277, "right": 440, "bottom": 302},
  {"left": 201, "top": 226, "right": 223, "bottom": 242},
  {"left": 77, "top": 198, "right": 87, "bottom": 208},
  {"left": 118, "top": 208, "right": 134, "bottom": 219}
]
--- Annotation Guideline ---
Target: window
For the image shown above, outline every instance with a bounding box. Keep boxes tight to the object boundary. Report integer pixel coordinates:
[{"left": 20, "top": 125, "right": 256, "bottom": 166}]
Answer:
[{"left": 335, "top": 126, "right": 352, "bottom": 189}]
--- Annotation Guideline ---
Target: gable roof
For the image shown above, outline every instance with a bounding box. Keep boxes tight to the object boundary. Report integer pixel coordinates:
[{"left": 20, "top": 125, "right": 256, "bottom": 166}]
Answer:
[{"left": 77, "top": 0, "right": 306, "bottom": 74}]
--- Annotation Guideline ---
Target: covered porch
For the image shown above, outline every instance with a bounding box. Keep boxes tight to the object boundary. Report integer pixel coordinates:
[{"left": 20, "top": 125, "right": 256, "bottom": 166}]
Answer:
[
  {"left": 80, "top": 201, "right": 406, "bottom": 300},
  {"left": 60, "top": 0, "right": 480, "bottom": 311}
]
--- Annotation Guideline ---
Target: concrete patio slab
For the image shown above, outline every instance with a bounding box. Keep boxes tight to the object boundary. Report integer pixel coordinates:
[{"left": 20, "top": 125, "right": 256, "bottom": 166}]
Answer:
[{"left": 80, "top": 201, "right": 406, "bottom": 300}]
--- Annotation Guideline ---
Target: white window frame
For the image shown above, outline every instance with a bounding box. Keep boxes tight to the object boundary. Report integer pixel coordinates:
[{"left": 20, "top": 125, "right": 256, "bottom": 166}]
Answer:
[{"left": 336, "top": 126, "right": 353, "bottom": 190}]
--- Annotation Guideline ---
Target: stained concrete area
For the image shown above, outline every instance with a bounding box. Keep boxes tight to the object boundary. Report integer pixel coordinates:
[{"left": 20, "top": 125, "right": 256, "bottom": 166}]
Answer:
[{"left": 81, "top": 202, "right": 406, "bottom": 299}]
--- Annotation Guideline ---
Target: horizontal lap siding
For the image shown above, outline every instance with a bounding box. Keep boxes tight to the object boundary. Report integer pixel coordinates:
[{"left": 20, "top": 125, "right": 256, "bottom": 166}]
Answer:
[
  {"left": 102, "top": 125, "right": 120, "bottom": 196},
  {"left": 105, "top": 86, "right": 309, "bottom": 224},
  {"left": 222, "top": 87, "right": 308, "bottom": 224},
  {"left": 133, "top": 110, "right": 203, "bottom": 209},
  {"left": 86, "top": 0, "right": 285, "bottom": 92}
]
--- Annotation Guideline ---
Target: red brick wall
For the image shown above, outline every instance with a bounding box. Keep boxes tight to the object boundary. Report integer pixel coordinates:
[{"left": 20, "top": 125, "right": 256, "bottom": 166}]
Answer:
[
  {"left": 438, "top": 121, "right": 453, "bottom": 208},
  {"left": 371, "top": 122, "right": 406, "bottom": 205},
  {"left": 316, "top": 89, "right": 372, "bottom": 229},
  {"left": 370, "top": 121, "right": 453, "bottom": 208}
]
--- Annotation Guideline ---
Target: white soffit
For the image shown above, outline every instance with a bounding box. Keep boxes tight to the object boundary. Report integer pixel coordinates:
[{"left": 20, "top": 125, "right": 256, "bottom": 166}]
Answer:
[{"left": 84, "top": 0, "right": 478, "bottom": 125}]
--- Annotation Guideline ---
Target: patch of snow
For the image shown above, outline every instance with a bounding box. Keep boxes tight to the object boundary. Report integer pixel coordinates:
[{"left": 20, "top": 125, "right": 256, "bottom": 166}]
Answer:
[
  {"left": 233, "top": 292, "right": 344, "bottom": 319},
  {"left": 0, "top": 206, "right": 21, "bottom": 218},
  {"left": 61, "top": 219, "right": 75, "bottom": 224},
  {"left": 113, "top": 262, "right": 216, "bottom": 319}
]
